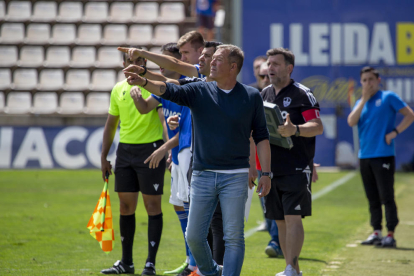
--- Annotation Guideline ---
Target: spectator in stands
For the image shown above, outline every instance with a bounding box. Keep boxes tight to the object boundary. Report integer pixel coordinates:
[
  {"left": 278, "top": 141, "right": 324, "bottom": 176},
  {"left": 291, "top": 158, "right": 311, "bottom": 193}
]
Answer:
[
  {"left": 100, "top": 50, "right": 165, "bottom": 276},
  {"left": 248, "top": 55, "right": 267, "bottom": 91},
  {"left": 262, "top": 48, "right": 323, "bottom": 276},
  {"left": 195, "top": 0, "right": 219, "bottom": 41},
  {"left": 348, "top": 66, "right": 414, "bottom": 248},
  {"left": 122, "top": 43, "right": 271, "bottom": 276}
]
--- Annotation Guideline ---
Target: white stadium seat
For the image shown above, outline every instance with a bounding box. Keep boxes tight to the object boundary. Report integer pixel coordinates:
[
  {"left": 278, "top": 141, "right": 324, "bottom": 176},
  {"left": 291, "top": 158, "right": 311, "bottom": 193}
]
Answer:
[
  {"left": 32, "top": 1, "right": 57, "bottom": 22},
  {"left": 44, "top": 47, "right": 70, "bottom": 67},
  {"left": 158, "top": 3, "right": 185, "bottom": 23},
  {"left": 0, "top": 23, "right": 25, "bottom": 43},
  {"left": 102, "top": 24, "right": 127, "bottom": 45},
  {"left": 0, "top": 46, "right": 18, "bottom": 67},
  {"left": 109, "top": 2, "right": 133, "bottom": 23},
  {"left": 13, "top": 69, "right": 37, "bottom": 90},
  {"left": 5, "top": 92, "right": 31, "bottom": 114},
  {"left": 97, "top": 47, "right": 123, "bottom": 67},
  {"left": 146, "top": 47, "right": 162, "bottom": 69},
  {"left": 118, "top": 70, "right": 125, "bottom": 83},
  {"left": 6, "top": 1, "right": 31, "bottom": 21},
  {"left": 59, "top": 92, "right": 84, "bottom": 114},
  {"left": 128, "top": 25, "right": 153, "bottom": 45},
  {"left": 32, "top": 92, "right": 58, "bottom": 114},
  {"left": 84, "top": 2, "right": 108, "bottom": 22},
  {"left": 38, "top": 69, "right": 64, "bottom": 90},
  {"left": 0, "top": 69, "right": 11, "bottom": 90},
  {"left": 71, "top": 47, "right": 96, "bottom": 67},
  {"left": 19, "top": 46, "right": 44, "bottom": 67},
  {"left": 85, "top": 92, "right": 110, "bottom": 114},
  {"left": 26, "top": 24, "right": 51, "bottom": 44},
  {"left": 91, "top": 70, "right": 116, "bottom": 91},
  {"left": 51, "top": 24, "right": 76, "bottom": 44},
  {"left": 58, "top": 2, "right": 83, "bottom": 22},
  {"left": 134, "top": 2, "right": 158, "bottom": 23},
  {"left": 65, "top": 69, "right": 90, "bottom": 90},
  {"left": 77, "top": 24, "right": 102, "bottom": 45},
  {"left": 0, "top": 1, "right": 5, "bottom": 20},
  {"left": 0, "top": 92, "right": 4, "bottom": 112},
  {"left": 152, "top": 25, "right": 179, "bottom": 45}
]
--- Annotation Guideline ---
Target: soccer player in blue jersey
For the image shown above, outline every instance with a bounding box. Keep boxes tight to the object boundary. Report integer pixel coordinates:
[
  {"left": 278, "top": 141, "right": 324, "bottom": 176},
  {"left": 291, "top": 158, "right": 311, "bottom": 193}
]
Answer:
[{"left": 348, "top": 66, "right": 414, "bottom": 248}]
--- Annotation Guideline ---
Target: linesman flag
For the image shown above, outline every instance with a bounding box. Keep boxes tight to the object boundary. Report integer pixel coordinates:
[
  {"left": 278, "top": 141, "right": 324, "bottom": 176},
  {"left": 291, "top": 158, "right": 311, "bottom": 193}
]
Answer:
[{"left": 87, "top": 173, "right": 114, "bottom": 253}]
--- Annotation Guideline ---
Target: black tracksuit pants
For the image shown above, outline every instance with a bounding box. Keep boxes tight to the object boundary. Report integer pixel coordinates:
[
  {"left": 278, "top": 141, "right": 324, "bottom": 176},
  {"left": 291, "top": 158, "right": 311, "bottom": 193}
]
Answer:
[{"left": 360, "top": 156, "right": 399, "bottom": 232}]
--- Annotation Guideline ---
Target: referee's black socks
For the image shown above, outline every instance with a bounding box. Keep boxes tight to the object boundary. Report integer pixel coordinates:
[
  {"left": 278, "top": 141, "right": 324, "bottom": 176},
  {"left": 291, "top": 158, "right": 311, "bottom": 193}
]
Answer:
[
  {"left": 120, "top": 214, "right": 136, "bottom": 266},
  {"left": 146, "top": 213, "right": 163, "bottom": 265}
]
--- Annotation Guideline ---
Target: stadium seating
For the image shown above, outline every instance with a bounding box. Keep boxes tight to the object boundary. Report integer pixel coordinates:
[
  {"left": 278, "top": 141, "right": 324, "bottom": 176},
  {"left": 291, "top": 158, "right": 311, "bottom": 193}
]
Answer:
[
  {"left": 77, "top": 24, "right": 102, "bottom": 45},
  {"left": 0, "top": 23, "right": 25, "bottom": 43},
  {"left": 65, "top": 69, "right": 90, "bottom": 91},
  {"left": 59, "top": 92, "right": 84, "bottom": 114},
  {"left": 51, "top": 24, "right": 76, "bottom": 44},
  {"left": 135, "top": 2, "right": 158, "bottom": 23},
  {"left": 0, "top": 46, "right": 18, "bottom": 67},
  {"left": 85, "top": 92, "right": 110, "bottom": 114},
  {"left": 32, "top": 92, "right": 58, "bottom": 114},
  {"left": 153, "top": 25, "right": 180, "bottom": 45},
  {"left": 102, "top": 25, "right": 128, "bottom": 45},
  {"left": 97, "top": 47, "right": 123, "bottom": 68},
  {"left": 159, "top": 3, "right": 185, "bottom": 23},
  {"left": 39, "top": 69, "right": 64, "bottom": 90},
  {"left": 109, "top": 2, "right": 134, "bottom": 23},
  {"left": 0, "top": 92, "right": 4, "bottom": 112},
  {"left": 91, "top": 70, "right": 116, "bottom": 91},
  {"left": 32, "top": 1, "right": 58, "bottom": 22},
  {"left": 26, "top": 24, "right": 51, "bottom": 44},
  {"left": 6, "top": 1, "right": 31, "bottom": 21},
  {"left": 13, "top": 69, "right": 37, "bottom": 90},
  {"left": 19, "top": 46, "right": 44, "bottom": 67},
  {"left": 128, "top": 25, "right": 153, "bottom": 45},
  {"left": 83, "top": 2, "right": 108, "bottom": 23},
  {"left": 5, "top": 92, "right": 31, "bottom": 114},
  {"left": 44, "top": 47, "right": 70, "bottom": 67},
  {"left": 0, "top": 0, "right": 192, "bottom": 118},
  {"left": 0, "top": 69, "right": 11, "bottom": 90},
  {"left": 71, "top": 47, "right": 96, "bottom": 67},
  {"left": 57, "top": 2, "right": 83, "bottom": 22}
]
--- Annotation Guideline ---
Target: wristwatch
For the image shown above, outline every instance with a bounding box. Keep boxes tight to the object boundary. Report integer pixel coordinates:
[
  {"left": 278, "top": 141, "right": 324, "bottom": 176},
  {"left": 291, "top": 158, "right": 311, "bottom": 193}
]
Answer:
[
  {"left": 262, "top": 172, "right": 273, "bottom": 179},
  {"left": 295, "top": 125, "right": 300, "bottom": 137}
]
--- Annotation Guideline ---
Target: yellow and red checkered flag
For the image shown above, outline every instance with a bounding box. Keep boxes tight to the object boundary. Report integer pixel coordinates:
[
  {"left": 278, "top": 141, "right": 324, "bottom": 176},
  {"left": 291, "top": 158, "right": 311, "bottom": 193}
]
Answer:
[{"left": 87, "top": 174, "right": 114, "bottom": 254}]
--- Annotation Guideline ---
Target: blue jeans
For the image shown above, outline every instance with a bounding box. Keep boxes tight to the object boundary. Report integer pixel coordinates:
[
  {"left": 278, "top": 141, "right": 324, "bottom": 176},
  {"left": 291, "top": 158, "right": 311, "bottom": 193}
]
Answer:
[
  {"left": 258, "top": 170, "right": 279, "bottom": 243},
  {"left": 186, "top": 170, "right": 248, "bottom": 276}
]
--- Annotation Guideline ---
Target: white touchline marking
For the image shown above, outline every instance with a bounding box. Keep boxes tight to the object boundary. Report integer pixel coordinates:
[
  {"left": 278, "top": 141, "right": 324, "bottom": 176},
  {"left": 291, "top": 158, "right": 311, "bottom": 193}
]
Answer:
[{"left": 245, "top": 172, "right": 357, "bottom": 238}]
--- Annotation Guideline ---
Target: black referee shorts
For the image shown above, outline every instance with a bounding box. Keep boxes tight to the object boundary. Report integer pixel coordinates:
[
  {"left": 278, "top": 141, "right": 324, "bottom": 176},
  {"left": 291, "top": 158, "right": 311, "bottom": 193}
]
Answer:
[
  {"left": 264, "top": 171, "right": 312, "bottom": 220},
  {"left": 114, "top": 141, "right": 166, "bottom": 195}
]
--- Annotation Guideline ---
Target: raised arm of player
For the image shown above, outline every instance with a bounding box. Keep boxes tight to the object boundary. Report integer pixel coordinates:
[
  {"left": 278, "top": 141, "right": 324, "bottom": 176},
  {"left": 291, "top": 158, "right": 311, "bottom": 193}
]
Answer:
[
  {"left": 101, "top": 114, "right": 119, "bottom": 181},
  {"left": 118, "top": 47, "right": 199, "bottom": 78},
  {"left": 129, "top": 86, "right": 160, "bottom": 114}
]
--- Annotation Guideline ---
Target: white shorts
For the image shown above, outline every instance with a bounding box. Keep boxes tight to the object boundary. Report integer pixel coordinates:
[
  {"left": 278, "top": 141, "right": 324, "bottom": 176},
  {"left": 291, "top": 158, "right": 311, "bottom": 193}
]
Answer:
[
  {"left": 177, "top": 147, "right": 192, "bottom": 202},
  {"left": 169, "top": 163, "right": 183, "bottom": 206}
]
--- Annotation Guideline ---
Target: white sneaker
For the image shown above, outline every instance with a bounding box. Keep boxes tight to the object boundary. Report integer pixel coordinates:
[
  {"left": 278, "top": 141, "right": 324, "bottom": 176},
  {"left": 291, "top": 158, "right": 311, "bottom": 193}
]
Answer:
[
  {"left": 257, "top": 221, "right": 267, "bottom": 231},
  {"left": 276, "top": 265, "right": 302, "bottom": 276}
]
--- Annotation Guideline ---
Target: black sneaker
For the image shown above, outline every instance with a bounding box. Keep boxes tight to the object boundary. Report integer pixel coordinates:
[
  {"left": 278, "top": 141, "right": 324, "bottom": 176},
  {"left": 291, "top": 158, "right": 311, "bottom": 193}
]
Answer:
[
  {"left": 141, "top": 262, "right": 156, "bottom": 275},
  {"left": 377, "top": 236, "right": 397, "bottom": 248},
  {"left": 101, "top": 260, "right": 135, "bottom": 274},
  {"left": 176, "top": 267, "right": 193, "bottom": 276},
  {"left": 361, "top": 233, "right": 382, "bottom": 245}
]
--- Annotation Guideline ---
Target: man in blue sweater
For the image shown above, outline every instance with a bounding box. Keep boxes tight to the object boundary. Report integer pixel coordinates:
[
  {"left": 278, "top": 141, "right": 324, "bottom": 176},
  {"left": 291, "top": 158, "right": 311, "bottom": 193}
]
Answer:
[{"left": 120, "top": 44, "right": 271, "bottom": 276}]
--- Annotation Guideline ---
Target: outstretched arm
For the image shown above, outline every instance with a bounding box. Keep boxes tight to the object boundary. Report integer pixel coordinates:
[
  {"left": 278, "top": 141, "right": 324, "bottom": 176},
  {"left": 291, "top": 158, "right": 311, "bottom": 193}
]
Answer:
[
  {"left": 118, "top": 47, "right": 199, "bottom": 78},
  {"left": 129, "top": 86, "right": 160, "bottom": 114}
]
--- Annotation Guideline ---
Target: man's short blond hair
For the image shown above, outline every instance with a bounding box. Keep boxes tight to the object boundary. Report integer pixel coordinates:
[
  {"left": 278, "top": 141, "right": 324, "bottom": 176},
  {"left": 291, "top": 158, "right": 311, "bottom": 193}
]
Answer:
[
  {"left": 217, "top": 44, "right": 244, "bottom": 74},
  {"left": 177, "top": 31, "right": 205, "bottom": 50}
]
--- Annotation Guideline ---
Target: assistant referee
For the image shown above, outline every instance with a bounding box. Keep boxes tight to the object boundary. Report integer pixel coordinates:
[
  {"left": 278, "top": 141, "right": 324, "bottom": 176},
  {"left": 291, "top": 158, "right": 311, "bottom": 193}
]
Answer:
[{"left": 100, "top": 53, "right": 166, "bottom": 275}]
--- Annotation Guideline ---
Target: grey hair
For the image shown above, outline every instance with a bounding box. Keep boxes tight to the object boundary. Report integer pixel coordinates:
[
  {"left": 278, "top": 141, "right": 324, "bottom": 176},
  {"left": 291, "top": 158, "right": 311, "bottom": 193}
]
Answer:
[{"left": 217, "top": 44, "right": 244, "bottom": 73}]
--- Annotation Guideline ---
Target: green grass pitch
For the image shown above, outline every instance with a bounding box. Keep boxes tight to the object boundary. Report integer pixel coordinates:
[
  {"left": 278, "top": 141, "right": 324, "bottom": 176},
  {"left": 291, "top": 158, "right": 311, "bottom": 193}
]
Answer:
[{"left": 1, "top": 170, "right": 413, "bottom": 275}]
